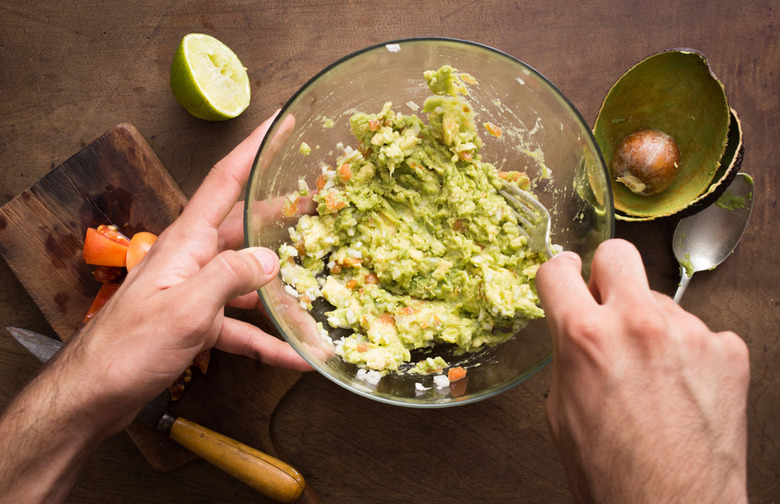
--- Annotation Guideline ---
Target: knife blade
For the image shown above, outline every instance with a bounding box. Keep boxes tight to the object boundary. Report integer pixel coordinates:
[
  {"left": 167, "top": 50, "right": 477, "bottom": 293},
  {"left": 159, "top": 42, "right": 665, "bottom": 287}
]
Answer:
[{"left": 5, "top": 326, "right": 305, "bottom": 503}]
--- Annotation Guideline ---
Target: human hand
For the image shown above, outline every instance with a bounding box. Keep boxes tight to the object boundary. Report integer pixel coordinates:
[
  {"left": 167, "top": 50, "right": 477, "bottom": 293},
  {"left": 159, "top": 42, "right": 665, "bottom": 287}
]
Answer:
[
  {"left": 0, "top": 114, "right": 316, "bottom": 503},
  {"left": 536, "top": 239, "right": 749, "bottom": 504},
  {"left": 67, "top": 113, "right": 312, "bottom": 431}
]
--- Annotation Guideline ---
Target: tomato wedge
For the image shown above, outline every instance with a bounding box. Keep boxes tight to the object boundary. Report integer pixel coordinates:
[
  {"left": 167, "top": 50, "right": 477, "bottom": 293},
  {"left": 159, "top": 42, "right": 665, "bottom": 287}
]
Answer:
[
  {"left": 126, "top": 231, "right": 158, "bottom": 271},
  {"left": 81, "top": 224, "right": 200, "bottom": 402},
  {"left": 82, "top": 282, "right": 120, "bottom": 323},
  {"left": 447, "top": 366, "right": 467, "bottom": 382},
  {"left": 83, "top": 225, "right": 130, "bottom": 267}
]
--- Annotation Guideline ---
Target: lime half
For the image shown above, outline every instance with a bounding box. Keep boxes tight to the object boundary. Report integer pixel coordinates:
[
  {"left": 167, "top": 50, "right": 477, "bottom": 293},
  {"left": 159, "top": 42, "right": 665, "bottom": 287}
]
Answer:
[{"left": 170, "top": 33, "right": 251, "bottom": 121}]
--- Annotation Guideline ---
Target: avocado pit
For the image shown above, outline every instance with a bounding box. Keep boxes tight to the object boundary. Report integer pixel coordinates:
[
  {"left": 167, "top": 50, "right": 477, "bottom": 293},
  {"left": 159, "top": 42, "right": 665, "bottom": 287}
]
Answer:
[{"left": 613, "top": 129, "right": 681, "bottom": 196}]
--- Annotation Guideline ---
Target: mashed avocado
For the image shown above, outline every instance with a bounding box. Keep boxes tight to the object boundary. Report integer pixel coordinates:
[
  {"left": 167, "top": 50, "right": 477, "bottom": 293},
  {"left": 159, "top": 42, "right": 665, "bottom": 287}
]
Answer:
[{"left": 279, "top": 66, "right": 547, "bottom": 374}]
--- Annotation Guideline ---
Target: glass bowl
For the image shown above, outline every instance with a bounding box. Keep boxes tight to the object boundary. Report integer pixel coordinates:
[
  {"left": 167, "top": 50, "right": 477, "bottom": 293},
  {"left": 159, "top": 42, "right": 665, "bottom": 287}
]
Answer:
[{"left": 245, "top": 38, "right": 613, "bottom": 407}]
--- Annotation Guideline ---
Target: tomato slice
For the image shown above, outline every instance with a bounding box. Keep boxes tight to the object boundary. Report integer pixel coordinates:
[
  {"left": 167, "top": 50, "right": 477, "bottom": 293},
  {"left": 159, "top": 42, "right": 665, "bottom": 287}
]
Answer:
[
  {"left": 82, "top": 283, "right": 121, "bottom": 323},
  {"left": 126, "top": 231, "right": 158, "bottom": 271},
  {"left": 83, "top": 225, "right": 130, "bottom": 267}
]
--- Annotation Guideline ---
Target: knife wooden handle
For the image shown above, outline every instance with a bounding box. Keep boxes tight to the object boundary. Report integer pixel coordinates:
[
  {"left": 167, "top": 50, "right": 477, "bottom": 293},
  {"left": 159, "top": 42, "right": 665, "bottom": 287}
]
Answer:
[{"left": 168, "top": 416, "right": 305, "bottom": 503}]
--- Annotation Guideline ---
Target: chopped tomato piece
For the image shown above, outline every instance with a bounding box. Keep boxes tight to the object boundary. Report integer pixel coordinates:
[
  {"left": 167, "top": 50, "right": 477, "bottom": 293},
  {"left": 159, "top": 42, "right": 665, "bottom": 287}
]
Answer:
[
  {"left": 126, "top": 231, "right": 158, "bottom": 271},
  {"left": 497, "top": 171, "right": 531, "bottom": 189},
  {"left": 83, "top": 226, "right": 130, "bottom": 267},
  {"left": 325, "top": 192, "right": 346, "bottom": 211},
  {"left": 397, "top": 306, "right": 419, "bottom": 316},
  {"left": 447, "top": 366, "right": 467, "bottom": 382},
  {"left": 82, "top": 283, "right": 121, "bottom": 323},
  {"left": 316, "top": 174, "right": 328, "bottom": 192},
  {"left": 497, "top": 170, "right": 526, "bottom": 182},
  {"left": 281, "top": 194, "right": 300, "bottom": 218},
  {"left": 341, "top": 256, "right": 362, "bottom": 268},
  {"left": 337, "top": 163, "right": 352, "bottom": 183},
  {"left": 484, "top": 122, "right": 502, "bottom": 138},
  {"left": 457, "top": 150, "right": 474, "bottom": 162}
]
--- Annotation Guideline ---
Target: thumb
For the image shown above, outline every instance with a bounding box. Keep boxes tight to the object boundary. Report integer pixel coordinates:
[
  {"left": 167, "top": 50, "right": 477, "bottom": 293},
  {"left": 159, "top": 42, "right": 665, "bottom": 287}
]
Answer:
[{"left": 182, "top": 247, "right": 280, "bottom": 312}]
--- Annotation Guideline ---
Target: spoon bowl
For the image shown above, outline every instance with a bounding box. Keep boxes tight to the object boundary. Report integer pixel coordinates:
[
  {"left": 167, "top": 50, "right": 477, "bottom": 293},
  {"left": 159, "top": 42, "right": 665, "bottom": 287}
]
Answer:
[{"left": 672, "top": 172, "right": 754, "bottom": 303}]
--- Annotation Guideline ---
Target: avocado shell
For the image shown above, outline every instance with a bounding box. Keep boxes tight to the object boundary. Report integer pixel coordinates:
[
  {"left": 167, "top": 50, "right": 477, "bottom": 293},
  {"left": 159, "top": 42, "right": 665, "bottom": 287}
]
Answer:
[
  {"left": 676, "top": 107, "right": 743, "bottom": 218},
  {"left": 594, "top": 49, "right": 733, "bottom": 221}
]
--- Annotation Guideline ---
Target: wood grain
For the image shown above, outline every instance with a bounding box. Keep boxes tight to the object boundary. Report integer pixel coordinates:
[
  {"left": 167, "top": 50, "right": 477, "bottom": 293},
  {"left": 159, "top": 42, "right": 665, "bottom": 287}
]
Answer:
[{"left": 0, "top": 1, "right": 777, "bottom": 502}]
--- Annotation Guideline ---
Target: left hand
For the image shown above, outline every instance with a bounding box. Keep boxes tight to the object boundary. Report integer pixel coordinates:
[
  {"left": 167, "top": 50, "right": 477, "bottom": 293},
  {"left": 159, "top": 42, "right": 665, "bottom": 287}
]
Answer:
[{"left": 68, "top": 113, "right": 312, "bottom": 430}]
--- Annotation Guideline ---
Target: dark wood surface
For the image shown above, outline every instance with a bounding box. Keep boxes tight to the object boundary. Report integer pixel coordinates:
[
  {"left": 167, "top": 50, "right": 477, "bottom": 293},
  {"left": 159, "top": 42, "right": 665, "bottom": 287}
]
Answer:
[{"left": 1, "top": 1, "right": 777, "bottom": 502}]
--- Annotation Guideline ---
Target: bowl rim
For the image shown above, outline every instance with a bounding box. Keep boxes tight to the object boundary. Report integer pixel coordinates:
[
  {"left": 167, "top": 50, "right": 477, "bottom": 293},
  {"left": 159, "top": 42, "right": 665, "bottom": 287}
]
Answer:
[{"left": 244, "top": 36, "right": 613, "bottom": 408}]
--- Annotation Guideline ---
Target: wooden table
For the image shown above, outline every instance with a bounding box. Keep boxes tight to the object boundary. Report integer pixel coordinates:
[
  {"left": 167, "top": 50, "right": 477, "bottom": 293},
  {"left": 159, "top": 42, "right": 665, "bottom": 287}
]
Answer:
[{"left": 1, "top": 1, "right": 777, "bottom": 502}]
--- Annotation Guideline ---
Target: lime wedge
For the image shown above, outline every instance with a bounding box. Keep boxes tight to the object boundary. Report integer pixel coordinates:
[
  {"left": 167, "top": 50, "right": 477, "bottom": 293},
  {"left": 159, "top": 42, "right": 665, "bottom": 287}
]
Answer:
[{"left": 170, "top": 33, "right": 251, "bottom": 121}]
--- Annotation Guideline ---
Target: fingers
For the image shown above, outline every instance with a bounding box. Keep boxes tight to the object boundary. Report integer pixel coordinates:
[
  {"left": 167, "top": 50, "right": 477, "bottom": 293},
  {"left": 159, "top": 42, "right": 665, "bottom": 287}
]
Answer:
[
  {"left": 537, "top": 251, "right": 595, "bottom": 316},
  {"left": 215, "top": 317, "right": 313, "bottom": 371},
  {"left": 180, "top": 113, "right": 279, "bottom": 230},
  {"left": 217, "top": 200, "right": 247, "bottom": 251},
  {"left": 227, "top": 291, "right": 261, "bottom": 310},
  {"left": 537, "top": 240, "right": 656, "bottom": 352},
  {"left": 588, "top": 239, "right": 650, "bottom": 305},
  {"left": 538, "top": 240, "right": 653, "bottom": 311},
  {"left": 175, "top": 247, "right": 280, "bottom": 317},
  {"left": 537, "top": 251, "right": 598, "bottom": 351},
  {"left": 253, "top": 113, "right": 297, "bottom": 178}
]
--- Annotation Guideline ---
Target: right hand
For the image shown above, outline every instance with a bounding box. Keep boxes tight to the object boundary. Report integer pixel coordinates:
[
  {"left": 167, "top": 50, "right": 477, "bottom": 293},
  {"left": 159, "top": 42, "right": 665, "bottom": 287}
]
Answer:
[{"left": 536, "top": 239, "right": 750, "bottom": 504}]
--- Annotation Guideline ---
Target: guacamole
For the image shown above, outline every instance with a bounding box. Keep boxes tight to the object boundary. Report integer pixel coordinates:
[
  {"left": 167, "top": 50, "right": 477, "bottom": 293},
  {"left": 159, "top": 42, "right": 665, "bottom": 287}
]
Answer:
[{"left": 279, "top": 66, "right": 547, "bottom": 374}]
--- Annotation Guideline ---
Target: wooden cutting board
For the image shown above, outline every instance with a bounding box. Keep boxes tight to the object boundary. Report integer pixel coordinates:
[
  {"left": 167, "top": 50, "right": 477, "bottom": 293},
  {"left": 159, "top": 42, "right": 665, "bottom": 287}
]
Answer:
[{"left": 0, "top": 124, "right": 308, "bottom": 486}]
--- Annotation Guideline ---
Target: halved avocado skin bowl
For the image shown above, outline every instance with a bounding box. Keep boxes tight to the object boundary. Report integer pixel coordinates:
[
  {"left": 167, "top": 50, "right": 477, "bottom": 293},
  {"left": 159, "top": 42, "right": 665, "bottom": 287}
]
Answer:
[{"left": 593, "top": 49, "right": 742, "bottom": 222}]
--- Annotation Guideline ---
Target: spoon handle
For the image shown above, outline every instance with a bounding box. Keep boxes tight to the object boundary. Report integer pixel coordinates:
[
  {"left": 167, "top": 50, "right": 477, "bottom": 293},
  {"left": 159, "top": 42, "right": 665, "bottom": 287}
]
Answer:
[{"left": 673, "top": 271, "right": 693, "bottom": 304}]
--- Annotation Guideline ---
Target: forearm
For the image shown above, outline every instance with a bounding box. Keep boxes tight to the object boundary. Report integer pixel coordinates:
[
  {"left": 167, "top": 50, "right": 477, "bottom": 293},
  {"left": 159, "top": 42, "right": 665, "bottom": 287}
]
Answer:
[
  {"left": 0, "top": 345, "right": 125, "bottom": 503},
  {"left": 581, "top": 457, "right": 748, "bottom": 504}
]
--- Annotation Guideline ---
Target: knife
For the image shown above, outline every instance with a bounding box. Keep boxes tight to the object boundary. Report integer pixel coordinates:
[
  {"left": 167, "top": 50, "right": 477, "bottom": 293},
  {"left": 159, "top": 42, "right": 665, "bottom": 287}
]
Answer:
[{"left": 5, "top": 326, "right": 305, "bottom": 503}]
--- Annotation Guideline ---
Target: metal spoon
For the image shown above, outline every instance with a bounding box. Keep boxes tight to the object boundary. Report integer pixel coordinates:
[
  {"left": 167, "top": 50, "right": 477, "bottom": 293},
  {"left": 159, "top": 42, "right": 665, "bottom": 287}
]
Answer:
[{"left": 672, "top": 172, "right": 754, "bottom": 303}]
